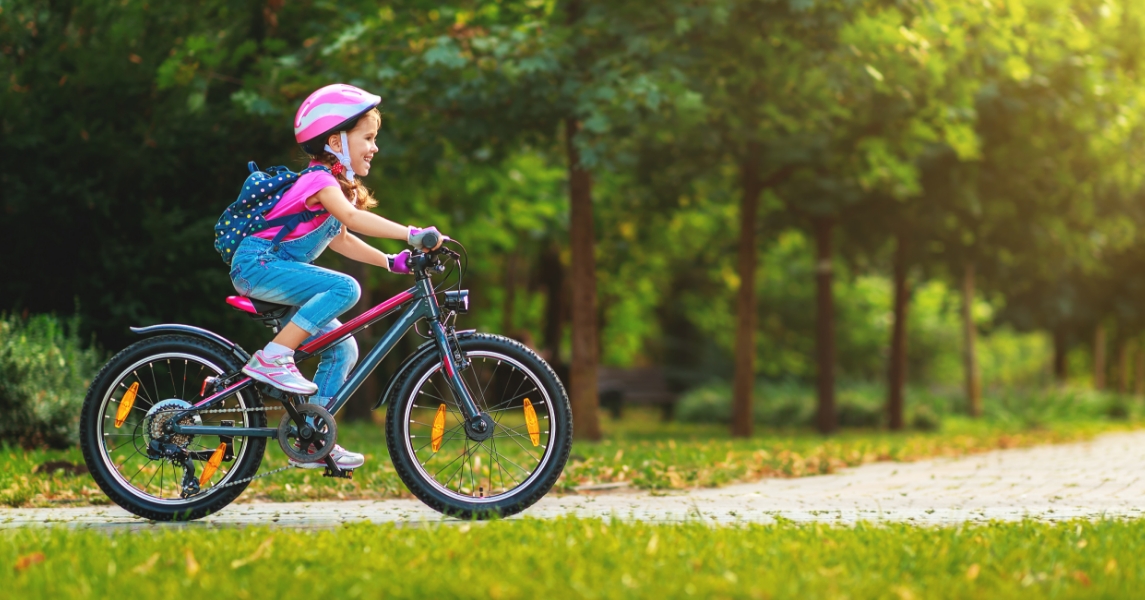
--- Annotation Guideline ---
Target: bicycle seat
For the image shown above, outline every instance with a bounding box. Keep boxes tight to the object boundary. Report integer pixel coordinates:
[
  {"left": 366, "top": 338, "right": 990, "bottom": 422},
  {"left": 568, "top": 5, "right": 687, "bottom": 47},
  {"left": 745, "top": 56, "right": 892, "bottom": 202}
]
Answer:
[{"left": 226, "top": 296, "right": 292, "bottom": 317}]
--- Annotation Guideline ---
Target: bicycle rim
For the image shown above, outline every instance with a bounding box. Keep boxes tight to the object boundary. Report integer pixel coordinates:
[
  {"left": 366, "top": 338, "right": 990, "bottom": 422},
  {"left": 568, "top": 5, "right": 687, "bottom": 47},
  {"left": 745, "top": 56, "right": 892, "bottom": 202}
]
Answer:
[
  {"left": 401, "top": 350, "right": 556, "bottom": 503},
  {"left": 95, "top": 352, "right": 256, "bottom": 504}
]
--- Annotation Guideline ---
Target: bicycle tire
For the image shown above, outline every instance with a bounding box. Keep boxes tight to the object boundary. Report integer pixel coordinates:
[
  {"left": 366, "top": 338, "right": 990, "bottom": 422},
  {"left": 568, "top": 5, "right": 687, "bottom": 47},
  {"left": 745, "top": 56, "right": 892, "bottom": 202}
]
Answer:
[
  {"left": 79, "top": 334, "right": 266, "bottom": 521},
  {"left": 385, "top": 333, "right": 572, "bottom": 519}
]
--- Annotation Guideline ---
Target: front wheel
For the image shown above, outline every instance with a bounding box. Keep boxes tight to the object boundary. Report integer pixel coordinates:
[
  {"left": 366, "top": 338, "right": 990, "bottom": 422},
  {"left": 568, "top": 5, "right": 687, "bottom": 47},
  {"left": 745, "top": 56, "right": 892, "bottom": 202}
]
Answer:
[{"left": 385, "top": 333, "right": 572, "bottom": 519}]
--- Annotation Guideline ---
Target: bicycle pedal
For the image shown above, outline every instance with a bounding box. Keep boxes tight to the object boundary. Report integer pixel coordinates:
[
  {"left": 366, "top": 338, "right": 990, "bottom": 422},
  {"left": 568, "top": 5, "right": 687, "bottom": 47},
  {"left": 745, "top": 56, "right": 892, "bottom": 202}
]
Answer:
[{"left": 323, "top": 467, "right": 353, "bottom": 480}]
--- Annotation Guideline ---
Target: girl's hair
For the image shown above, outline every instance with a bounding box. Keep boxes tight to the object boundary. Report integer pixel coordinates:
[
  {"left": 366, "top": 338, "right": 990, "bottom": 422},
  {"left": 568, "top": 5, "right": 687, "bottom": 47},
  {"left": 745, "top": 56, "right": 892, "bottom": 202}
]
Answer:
[{"left": 308, "top": 108, "right": 381, "bottom": 210}]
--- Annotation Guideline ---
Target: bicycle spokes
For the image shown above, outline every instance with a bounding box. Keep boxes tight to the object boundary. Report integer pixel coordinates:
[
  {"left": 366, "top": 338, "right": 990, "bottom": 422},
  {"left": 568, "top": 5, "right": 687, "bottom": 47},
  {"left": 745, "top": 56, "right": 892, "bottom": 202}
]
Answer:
[
  {"left": 96, "top": 354, "right": 256, "bottom": 502},
  {"left": 403, "top": 351, "right": 553, "bottom": 500}
]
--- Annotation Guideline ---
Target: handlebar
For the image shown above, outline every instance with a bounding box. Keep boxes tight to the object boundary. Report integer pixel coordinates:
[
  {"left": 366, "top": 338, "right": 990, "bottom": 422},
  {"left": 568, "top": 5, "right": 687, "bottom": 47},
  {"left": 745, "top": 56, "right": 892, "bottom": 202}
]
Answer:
[
  {"left": 421, "top": 230, "right": 441, "bottom": 251},
  {"left": 410, "top": 237, "right": 461, "bottom": 278}
]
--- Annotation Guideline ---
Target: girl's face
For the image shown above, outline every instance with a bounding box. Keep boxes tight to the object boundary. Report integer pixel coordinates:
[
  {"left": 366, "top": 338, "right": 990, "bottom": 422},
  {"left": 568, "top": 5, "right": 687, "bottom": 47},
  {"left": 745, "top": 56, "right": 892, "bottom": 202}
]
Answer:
[{"left": 327, "top": 114, "right": 380, "bottom": 176}]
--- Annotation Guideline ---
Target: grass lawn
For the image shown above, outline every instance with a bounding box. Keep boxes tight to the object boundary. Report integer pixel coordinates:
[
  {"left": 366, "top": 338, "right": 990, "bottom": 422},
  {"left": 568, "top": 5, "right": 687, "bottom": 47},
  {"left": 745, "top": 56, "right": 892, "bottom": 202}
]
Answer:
[
  {"left": 0, "top": 408, "right": 1136, "bottom": 507},
  {"left": 5, "top": 517, "right": 1143, "bottom": 598}
]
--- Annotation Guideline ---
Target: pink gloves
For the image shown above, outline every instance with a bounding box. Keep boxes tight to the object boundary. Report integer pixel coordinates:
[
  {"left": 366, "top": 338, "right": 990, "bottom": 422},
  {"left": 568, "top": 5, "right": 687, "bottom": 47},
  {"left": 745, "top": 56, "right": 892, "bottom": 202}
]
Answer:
[{"left": 389, "top": 250, "right": 412, "bottom": 274}]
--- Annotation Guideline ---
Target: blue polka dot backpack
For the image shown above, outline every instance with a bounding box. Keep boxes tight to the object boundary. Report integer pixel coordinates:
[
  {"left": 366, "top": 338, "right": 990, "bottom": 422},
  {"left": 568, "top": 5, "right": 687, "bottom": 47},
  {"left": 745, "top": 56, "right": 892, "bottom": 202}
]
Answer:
[{"left": 213, "top": 161, "right": 332, "bottom": 265}]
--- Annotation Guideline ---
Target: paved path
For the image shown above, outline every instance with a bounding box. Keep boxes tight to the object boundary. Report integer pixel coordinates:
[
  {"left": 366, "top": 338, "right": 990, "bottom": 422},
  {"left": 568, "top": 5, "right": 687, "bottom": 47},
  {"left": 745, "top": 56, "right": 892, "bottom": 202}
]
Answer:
[{"left": 5, "top": 431, "right": 1145, "bottom": 529}]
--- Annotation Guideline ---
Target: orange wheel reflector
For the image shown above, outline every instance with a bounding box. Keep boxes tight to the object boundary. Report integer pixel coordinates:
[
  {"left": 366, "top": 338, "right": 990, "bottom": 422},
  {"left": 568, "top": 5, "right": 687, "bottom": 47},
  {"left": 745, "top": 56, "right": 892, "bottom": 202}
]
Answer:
[
  {"left": 198, "top": 443, "right": 227, "bottom": 486},
  {"left": 523, "top": 398, "right": 540, "bottom": 446},
  {"left": 431, "top": 404, "right": 446, "bottom": 452},
  {"left": 114, "top": 382, "right": 139, "bottom": 428}
]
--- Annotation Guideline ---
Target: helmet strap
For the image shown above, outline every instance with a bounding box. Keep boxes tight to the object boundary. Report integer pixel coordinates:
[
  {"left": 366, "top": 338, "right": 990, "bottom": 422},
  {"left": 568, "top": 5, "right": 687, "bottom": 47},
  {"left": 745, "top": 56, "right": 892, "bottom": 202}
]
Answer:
[{"left": 324, "top": 131, "right": 357, "bottom": 180}]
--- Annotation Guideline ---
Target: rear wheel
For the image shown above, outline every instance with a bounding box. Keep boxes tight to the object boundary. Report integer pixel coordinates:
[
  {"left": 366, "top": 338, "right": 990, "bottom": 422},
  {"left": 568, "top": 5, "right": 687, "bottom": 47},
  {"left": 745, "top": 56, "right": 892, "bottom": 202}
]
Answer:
[
  {"left": 79, "top": 335, "right": 266, "bottom": 521},
  {"left": 385, "top": 333, "right": 572, "bottom": 519}
]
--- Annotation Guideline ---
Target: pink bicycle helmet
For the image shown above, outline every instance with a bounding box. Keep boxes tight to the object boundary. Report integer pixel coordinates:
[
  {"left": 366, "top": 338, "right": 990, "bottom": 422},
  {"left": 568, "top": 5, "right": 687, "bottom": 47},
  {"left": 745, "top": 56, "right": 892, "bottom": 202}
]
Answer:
[{"left": 294, "top": 84, "right": 381, "bottom": 155}]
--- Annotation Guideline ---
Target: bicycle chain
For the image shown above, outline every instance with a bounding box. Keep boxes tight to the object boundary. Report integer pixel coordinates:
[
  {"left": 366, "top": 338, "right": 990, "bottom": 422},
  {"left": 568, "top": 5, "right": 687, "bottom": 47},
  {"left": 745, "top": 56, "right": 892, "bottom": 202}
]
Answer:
[
  {"left": 201, "top": 462, "right": 299, "bottom": 493},
  {"left": 146, "top": 404, "right": 302, "bottom": 494},
  {"left": 148, "top": 404, "right": 285, "bottom": 416}
]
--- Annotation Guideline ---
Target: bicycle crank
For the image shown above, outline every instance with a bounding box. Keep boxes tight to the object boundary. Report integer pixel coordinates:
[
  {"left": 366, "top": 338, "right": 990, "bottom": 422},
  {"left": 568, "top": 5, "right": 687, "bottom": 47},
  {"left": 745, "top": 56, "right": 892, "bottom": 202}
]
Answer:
[{"left": 277, "top": 403, "right": 338, "bottom": 464}]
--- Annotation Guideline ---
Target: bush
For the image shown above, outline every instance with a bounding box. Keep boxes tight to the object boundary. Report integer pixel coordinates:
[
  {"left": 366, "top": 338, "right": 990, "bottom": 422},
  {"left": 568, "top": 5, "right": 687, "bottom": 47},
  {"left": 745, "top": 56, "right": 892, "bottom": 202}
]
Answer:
[
  {"left": 910, "top": 405, "right": 942, "bottom": 431},
  {"left": 676, "top": 381, "right": 882, "bottom": 428},
  {"left": 675, "top": 380, "right": 1139, "bottom": 429},
  {"left": 0, "top": 313, "right": 102, "bottom": 448}
]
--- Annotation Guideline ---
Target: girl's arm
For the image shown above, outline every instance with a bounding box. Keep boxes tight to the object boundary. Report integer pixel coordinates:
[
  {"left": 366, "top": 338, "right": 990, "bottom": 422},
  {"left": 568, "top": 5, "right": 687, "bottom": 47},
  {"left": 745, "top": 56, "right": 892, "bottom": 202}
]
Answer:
[
  {"left": 314, "top": 186, "right": 409, "bottom": 240},
  {"left": 326, "top": 226, "right": 392, "bottom": 271}
]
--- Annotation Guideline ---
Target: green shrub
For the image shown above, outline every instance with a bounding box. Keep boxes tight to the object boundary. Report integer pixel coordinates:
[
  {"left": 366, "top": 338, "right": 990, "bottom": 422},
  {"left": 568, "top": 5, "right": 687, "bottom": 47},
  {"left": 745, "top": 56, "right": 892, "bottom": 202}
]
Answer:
[
  {"left": 0, "top": 313, "right": 102, "bottom": 448},
  {"left": 676, "top": 381, "right": 883, "bottom": 428},
  {"left": 910, "top": 405, "right": 942, "bottom": 431},
  {"left": 676, "top": 379, "right": 1139, "bottom": 429}
]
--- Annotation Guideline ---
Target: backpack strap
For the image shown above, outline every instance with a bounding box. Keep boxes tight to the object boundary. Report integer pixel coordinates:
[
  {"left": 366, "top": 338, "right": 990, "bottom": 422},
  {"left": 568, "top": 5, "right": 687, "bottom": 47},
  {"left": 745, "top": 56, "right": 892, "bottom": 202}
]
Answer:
[
  {"left": 248, "top": 161, "right": 260, "bottom": 174},
  {"left": 263, "top": 165, "right": 334, "bottom": 249},
  {"left": 299, "top": 164, "right": 332, "bottom": 176}
]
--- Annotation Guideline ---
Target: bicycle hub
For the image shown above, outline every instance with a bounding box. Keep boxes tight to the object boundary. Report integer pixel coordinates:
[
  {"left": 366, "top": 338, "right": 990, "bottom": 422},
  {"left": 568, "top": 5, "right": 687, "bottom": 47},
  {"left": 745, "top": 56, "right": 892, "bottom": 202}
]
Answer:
[{"left": 465, "top": 413, "right": 495, "bottom": 442}]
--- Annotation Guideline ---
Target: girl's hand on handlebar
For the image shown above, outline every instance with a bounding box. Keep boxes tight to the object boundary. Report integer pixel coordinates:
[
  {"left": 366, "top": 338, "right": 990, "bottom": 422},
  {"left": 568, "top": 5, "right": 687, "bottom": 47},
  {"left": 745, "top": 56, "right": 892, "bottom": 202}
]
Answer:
[
  {"left": 388, "top": 250, "right": 413, "bottom": 274},
  {"left": 407, "top": 226, "right": 446, "bottom": 251}
]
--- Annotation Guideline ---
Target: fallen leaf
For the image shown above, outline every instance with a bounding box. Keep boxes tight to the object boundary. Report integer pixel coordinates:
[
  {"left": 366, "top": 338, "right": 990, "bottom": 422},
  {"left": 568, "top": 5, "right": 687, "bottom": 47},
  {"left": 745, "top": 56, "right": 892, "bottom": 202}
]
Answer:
[
  {"left": 133, "top": 553, "right": 160, "bottom": 574},
  {"left": 15, "top": 552, "right": 45, "bottom": 572},
  {"left": 1073, "top": 571, "right": 1091, "bottom": 586},
  {"left": 1105, "top": 559, "right": 1118, "bottom": 574},
  {"left": 966, "top": 563, "right": 980, "bottom": 580},
  {"left": 231, "top": 538, "right": 274, "bottom": 569},
  {"left": 645, "top": 534, "right": 658, "bottom": 556},
  {"left": 185, "top": 548, "right": 200, "bottom": 576}
]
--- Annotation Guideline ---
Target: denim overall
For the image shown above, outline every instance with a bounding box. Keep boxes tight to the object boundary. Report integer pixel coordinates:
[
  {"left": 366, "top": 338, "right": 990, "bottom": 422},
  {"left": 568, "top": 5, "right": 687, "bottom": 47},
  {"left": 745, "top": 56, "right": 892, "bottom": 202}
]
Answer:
[{"left": 229, "top": 215, "right": 360, "bottom": 407}]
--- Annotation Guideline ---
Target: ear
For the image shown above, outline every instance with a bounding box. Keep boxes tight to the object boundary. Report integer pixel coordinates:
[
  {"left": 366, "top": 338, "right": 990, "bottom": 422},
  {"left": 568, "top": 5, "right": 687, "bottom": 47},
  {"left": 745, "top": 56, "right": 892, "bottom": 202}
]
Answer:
[{"left": 326, "top": 132, "right": 342, "bottom": 153}]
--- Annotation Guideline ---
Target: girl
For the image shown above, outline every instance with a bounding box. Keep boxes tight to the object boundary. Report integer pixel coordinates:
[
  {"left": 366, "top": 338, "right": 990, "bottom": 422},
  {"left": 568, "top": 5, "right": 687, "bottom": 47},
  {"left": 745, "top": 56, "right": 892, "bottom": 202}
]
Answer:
[{"left": 229, "top": 83, "right": 443, "bottom": 469}]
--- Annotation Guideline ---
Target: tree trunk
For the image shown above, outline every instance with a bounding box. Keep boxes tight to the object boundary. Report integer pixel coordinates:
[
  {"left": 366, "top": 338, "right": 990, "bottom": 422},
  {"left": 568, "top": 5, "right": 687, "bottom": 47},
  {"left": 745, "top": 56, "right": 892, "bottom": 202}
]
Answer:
[
  {"left": 962, "top": 262, "right": 981, "bottom": 418},
  {"left": 502, "top": 252, "right": 518, "bottom": 335},
  {"left": 1136, "top": 339, "right": 1145, "bottom": 397},
  {"left": 565, "top": 118, "right": 601, "bottom": 441},
  {"left": 1094, "top": 325, "right": 1106, "bottom": 391},
  {"left": 342, "top": 259, "right": 375, "bottom": 421},
  {"left": 541, "top": 242, "right": 564, "bottom": 366},
  {"left": 814, "top": 216, "right": 836, "bottom": 435},
  {"left": 731, "top": 146, "right": 763, "bottom": 438},
  {"left": 887, "top": 234, "right": 909, "bottom": 431},
  {"left": 1052, "top": 329, "right": 1068, "bottom": 383},
  {"left": 1119, "top": 339, "right": 1131, "bottom": 394}
]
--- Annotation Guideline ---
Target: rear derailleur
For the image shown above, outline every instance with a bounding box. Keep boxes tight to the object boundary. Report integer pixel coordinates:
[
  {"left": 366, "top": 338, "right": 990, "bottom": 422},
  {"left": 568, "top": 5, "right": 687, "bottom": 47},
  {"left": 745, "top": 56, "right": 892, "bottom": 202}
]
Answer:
[{"left": 145, "top": 441, "right": 201, "bottom": 498}]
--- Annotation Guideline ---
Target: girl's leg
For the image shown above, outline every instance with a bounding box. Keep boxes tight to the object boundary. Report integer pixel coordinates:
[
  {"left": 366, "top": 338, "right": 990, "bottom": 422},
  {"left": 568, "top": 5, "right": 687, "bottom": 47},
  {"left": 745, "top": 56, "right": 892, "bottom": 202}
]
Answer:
[
  {"left": 243, "top": 260, "right": 361, "bottom": 343},
  {"left": 297, "top": 321, "right": 365, "bottom": 469},
  {"left": 305, "top": 319, "right": 360, "bottom": 409},
  {"left": 237, "top": 260, "right": 360, "bottom": 396}
]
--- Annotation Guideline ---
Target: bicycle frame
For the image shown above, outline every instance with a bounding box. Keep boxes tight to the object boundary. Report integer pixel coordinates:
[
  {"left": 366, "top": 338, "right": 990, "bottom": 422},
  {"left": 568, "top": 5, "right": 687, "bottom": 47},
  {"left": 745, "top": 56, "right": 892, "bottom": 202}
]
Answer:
[{"left": 171, "top": 267, "right": 478, "bottom": 439}]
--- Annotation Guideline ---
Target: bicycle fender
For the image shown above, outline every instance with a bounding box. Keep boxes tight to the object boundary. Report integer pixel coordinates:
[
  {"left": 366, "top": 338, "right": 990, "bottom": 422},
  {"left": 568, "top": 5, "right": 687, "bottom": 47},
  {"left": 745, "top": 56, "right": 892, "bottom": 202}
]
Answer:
[
  {"left": 373, "top": 329, "right": 477, "bottom": 411},
  {"left": 129, "top": 324, "right": 251, "bottom": 364}
]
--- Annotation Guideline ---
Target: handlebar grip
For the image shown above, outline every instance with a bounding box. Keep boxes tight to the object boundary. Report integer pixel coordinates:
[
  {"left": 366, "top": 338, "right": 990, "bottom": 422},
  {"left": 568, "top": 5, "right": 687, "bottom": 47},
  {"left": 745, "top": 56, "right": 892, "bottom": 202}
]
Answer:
[{"left": 421, "top": 231, "right": 440, "bottom": 250}]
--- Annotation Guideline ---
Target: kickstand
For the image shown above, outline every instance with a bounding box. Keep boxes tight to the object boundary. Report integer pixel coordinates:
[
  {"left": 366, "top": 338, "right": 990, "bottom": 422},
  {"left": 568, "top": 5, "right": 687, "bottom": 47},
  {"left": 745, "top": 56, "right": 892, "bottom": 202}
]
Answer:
[{"left": 322, "top": 454, "right": 353, "bottom": 479}]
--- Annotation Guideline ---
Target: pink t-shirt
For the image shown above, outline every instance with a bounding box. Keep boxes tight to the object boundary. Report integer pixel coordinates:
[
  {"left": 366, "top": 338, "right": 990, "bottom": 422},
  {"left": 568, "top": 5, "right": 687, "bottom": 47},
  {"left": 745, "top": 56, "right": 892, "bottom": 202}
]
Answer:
[{"left": 252, "top": 163, "right": 339, "bottom": 242}]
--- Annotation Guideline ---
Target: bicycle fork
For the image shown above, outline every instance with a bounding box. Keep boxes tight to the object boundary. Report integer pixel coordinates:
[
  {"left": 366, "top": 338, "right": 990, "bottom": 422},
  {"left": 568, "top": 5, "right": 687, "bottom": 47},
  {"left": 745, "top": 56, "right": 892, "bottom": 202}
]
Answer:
[{"left": 429, "top": 319, "right": 494, "bottom": 441}]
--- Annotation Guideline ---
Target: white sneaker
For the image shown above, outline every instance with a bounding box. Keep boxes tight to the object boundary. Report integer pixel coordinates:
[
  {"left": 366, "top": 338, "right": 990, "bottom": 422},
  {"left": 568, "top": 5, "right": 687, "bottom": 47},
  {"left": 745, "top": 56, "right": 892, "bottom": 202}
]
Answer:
[
  {"left": 289, "top": 444, "right": 365, "bottom": 470},
  {"left": 242, "top": 350, "right": 318, "bottom": 395}
]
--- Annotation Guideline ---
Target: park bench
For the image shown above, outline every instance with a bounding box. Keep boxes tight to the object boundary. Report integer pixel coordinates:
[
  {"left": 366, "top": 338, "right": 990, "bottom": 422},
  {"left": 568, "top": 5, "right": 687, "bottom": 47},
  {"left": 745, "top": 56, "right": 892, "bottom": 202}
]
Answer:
[{"left": 597, "top": 366, "right": 678, "bottom": 421}]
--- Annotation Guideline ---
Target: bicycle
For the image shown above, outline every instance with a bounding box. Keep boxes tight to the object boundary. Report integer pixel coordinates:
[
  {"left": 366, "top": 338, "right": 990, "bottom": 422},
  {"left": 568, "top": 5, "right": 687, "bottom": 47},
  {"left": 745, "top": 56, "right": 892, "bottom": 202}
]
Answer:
[{"left": 79, "top": 233, "right": 573, "bottom": 521}]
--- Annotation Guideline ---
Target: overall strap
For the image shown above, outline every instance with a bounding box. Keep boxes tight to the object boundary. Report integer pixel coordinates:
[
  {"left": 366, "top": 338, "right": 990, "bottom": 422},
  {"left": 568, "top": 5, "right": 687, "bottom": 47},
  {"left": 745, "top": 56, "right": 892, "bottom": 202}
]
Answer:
[{"left": 265, "top": 208, "right": 329, "bottom": 249}]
